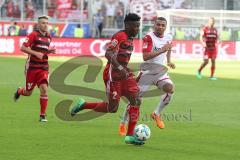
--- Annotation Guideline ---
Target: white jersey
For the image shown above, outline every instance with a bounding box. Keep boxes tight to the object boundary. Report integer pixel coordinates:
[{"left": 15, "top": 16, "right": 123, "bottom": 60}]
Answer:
[
  {"left": 144, "top": 32, "right": 173, "bottom": 65},
  {"left": 141, "top": 32, "right": 173, "bottom": 74}
]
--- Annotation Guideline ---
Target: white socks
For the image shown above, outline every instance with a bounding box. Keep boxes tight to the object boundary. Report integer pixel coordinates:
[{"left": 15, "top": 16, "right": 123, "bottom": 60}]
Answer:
[
  {"left": 154, "top": 93, "right": 173, "bottom": 116},
  {"left": 120, "top": 104, "right": 129, "bottom": 124}
]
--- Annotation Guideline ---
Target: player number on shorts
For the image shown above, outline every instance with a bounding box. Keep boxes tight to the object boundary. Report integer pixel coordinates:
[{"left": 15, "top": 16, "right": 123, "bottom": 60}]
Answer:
[
  {"left": 112, "top": 91, "right": 118, "bottom": 99},
  {"left": 27, "top": 83, "right": 33, "bottom": 90}
]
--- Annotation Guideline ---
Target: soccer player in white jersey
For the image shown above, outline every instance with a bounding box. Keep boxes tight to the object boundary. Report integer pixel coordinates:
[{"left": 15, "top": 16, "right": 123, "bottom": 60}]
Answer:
[{"left": 119, "top": 17, "right": 175, "bottom": 136}]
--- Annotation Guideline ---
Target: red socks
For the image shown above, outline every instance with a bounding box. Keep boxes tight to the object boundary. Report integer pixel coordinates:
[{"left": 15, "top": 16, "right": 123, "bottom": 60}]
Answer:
[
  {"left": 40, "top": 95, "right": 48, "bottom": 116},
  {"left": 127, "top": 106, "right": 140, "bottom": 136},
  {"left": 82, "top": 102, "right": 109, "bottom": 113},
  {"left": 17, "top": 88, "right": 27, "bottom": 96}
]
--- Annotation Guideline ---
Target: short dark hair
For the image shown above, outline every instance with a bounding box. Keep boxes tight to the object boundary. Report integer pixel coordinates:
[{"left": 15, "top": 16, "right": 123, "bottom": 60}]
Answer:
[
  {"left": 124, "top": 13, "right": 141, "bottom": 23},
  {"left": 156, "top": 17, "right": 167, "bottom": 23},
  {"left": 38, "top": 15, "right": 49, "bottom": 20}
]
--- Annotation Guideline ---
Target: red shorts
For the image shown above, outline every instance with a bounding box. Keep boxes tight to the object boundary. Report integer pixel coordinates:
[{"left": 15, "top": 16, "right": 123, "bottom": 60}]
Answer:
[
  {"left": 104, "top": 77, "right": 139, "bottom": 104},
  {"left": 204, "top": 49, "right": 217, "bottom": 59},
  {"left": 25, "top": 69, "right": 49, "bottom": 91}
]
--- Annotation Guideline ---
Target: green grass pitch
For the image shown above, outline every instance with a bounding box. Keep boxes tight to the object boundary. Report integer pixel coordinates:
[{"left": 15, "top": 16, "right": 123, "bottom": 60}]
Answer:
[{"left": 0, "top": 56, "right": 240, "bottom": 160}]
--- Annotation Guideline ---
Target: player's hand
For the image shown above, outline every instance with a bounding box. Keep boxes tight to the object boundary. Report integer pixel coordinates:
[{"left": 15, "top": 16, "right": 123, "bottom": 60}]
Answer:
[
  {"left": 167, "top": 62, "right": 176, "bottom": 69},
  {"left": 162, "top": 42, "right": 173, "bottom": 52},
  {"left": 202, "top": 42, "right": 207, "bottom": 48},
  {"left": 35, "top": 52, "right": 44, "bottom": 59},
  {"left": 120, "top": 68, "right": 129, "bottom": 79},
  {"left": 48, "top": 46, "right": 56, "bottom": 54}
]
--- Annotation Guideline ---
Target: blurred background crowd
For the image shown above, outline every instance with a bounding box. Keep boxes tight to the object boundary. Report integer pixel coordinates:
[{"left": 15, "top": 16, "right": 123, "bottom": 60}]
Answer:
[{"left": 1, "top": 0, "right": 240, "bottom": 40}]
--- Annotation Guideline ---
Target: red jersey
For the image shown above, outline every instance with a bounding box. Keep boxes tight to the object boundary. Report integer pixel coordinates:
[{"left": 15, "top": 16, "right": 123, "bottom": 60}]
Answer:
[
  {"left": 104, "top": 31, "right": 134, "bottom": 81},
  {"left": 202, "top": 26, "right": 218, "bottom": 51},
  {"left": 22, "top": 30, "right": 51, "bottom": 71}
]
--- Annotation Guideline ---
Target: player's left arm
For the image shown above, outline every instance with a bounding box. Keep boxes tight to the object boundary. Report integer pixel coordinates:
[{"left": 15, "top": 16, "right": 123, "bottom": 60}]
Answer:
[
  {"left": 48, "top": 38, "right": 56, "bottom": 54},
  {"left": 48, "top": 46, "right": 56, "bottom": 54},
  {"left": 216, "top": 29, "right": 220, "bottom": 45},
  {"left": 166, "top": 36, "right": 175, "bottom": 69},
  {"left": 167, "top": 49, "right": 175, "bottom": 69}
]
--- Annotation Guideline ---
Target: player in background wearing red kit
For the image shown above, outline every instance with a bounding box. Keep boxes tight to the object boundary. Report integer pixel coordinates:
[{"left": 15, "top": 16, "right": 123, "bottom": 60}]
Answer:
[
  {"left": 14, "top": 15, "right": 56, "bottom": 122},
  {"left": 70, "top": 13, "right": 144, "bottom": 145},
  {"left": 197, "top": 17, "right": 218, "bottom": 80}
]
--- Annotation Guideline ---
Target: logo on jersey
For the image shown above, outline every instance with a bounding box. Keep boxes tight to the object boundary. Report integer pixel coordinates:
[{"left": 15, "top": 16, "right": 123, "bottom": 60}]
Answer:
[
  {"left": 143, "top": 42, "right": 148, "bottom": 49},
  {"left": 110, "top": 39, "right": 118, "bottom": 48},
  {"left": 154, "top": 46, "right": 161, "bottom": 51}
]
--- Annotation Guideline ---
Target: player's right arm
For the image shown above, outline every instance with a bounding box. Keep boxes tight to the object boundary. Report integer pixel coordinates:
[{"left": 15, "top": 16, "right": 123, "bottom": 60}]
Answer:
[
  {"left": 200, "top": 28, "right": 206, "bottom": 48},
  {"left": 142, "top": 35, "right": 172, "bottom": 61},
  {"left": 105, "top": 35, "right": 129, "bottom": 79},
  {"left": 21, "top": 32, "right": 44, "bottom": 59}
]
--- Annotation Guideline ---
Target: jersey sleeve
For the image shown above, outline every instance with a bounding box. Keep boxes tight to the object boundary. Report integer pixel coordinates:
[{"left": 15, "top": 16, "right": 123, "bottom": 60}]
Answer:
[
  {"left": 106, "top": 33, "right": 125, "bottom": 51},
  {"left": 22, "top": 32, "right": 36, "bottom": 47},
  {"left": 142, "top": 35, "right": 153, "bottom": 53}
]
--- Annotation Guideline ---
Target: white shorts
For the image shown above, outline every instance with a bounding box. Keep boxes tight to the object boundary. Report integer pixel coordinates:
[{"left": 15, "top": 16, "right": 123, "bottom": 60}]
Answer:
[{"left": 137, "top": 72, "right": 173, "bottom": 97}]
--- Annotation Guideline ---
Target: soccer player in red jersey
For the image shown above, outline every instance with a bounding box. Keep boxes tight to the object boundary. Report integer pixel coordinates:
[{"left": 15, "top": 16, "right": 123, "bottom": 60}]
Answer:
[
  {"left": 14, "top": 15, "right": 56, "bottom": 122},
  {"left": 197, "top": 17, "right": 218, "bottom": 80},
  {"left": 119, "top": 17, "right": 175, "bottom": 136},
  {"left": 71, "top": 13, "right": 144, "bottom": 145}
]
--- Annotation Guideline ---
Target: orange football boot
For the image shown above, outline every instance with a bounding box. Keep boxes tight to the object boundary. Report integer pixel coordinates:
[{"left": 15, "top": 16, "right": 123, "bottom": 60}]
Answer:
[
  {"left": 119, "top": 123, "right": 127, "bottom": 136},
  {"left": 151, "top": 112, "right": 165, "bottom": 129}
]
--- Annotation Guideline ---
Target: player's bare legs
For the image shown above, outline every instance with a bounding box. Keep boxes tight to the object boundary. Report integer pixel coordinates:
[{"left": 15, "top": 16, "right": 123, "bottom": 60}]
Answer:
[
  {"left": 197, "top": 59, "right": 209, "bottom": 79},
  {"left": 152, "top": 83, "right": 174, "bottom": 129},
  {"left": 14, "top": 87, "right": 33, "bottom": 101},
  {"left": 210, "top": 58, "right": 217, "bottom": 80},
  {"left": 39, "top": 83, "right": 48, "bottom": 122}
]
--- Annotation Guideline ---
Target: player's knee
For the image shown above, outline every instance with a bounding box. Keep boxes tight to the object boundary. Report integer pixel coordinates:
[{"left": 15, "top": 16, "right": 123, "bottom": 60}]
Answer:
[
  {"left": 163, "top": 83, "right": 174, "bottom": 93},
  {"left": 108, "top": 102, "right": 119, "bottom": 113},
  {"left": 40, "top": 89, "right": 47, "bottom": 95},
  {"left": 39, "top": 86, "right": 48, "bottom": 95}
]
